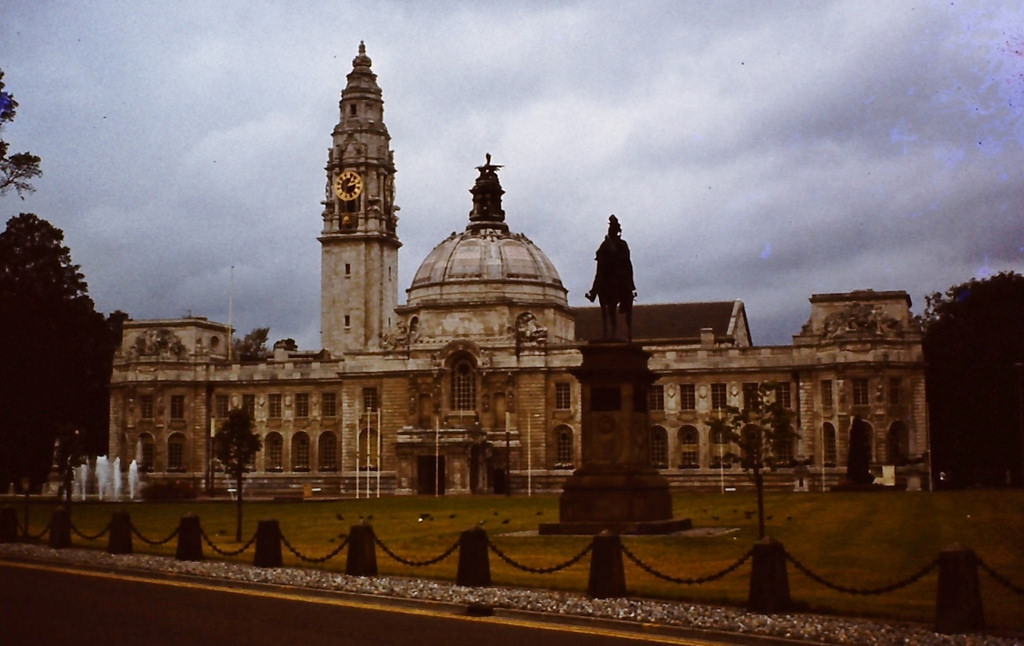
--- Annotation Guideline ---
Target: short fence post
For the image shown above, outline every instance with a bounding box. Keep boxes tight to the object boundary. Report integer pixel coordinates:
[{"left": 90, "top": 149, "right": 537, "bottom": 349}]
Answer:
[
  {"left": 456, "top": 526, "right": 490, "bottom": 587},
  {"left": 49, "top": 507, "right": 71, "bottom": 549},
  {"left": 748, "top": 536, "right": 791, "bottom": 613},
  {"left": 935, "top": 544, "right": 984, "bottom": 634},
  {"left": 588, "top": 531, "right": 625, "bottom": 599},
  {"left": 345, "top": 522, "right": 378, "bottom": 576},
  {"left": 253, "top": 519, "right": 282, "bottom": 567},
  {"left": 108, "top": 511, "right": 133, "bottom": 554},
  {"left": 176, "top": 513, "right": 203, "bottom": 561},
  {"left": 0, "top": 506, "right": 18, "bottom": 542}
]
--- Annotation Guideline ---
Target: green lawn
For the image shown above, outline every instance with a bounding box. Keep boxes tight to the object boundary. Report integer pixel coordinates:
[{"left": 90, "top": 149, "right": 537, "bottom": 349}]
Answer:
[{"left": 11, "top": 489, "right": 1024, "bottom": 632}]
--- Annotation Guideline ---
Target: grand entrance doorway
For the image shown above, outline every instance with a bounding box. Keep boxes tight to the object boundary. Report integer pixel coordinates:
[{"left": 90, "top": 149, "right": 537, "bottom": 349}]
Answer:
[{"left": 417, "top": 455, "right": 445, "bottom": 495}]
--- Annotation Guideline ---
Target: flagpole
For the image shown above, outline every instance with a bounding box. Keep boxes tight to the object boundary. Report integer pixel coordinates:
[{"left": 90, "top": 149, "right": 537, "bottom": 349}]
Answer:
[
  {"left": 505, "top": 411, "right": 511, "bottom": 496},
  {"left": 719, "top": 441, "right": 725, "bottom": 494},
  {"left": 365, "top": 407, "right": 370, "bottom": 496},
  {"left": 376, "top": 407, "right": 381, "bottom": 498},
  {"left": 527, "top": 414, "right": 532, "bottom": 497},
  {"left": 355, "top": 413, "right": 360, "bottom": 500},
  {"left": 227, "top": 265, "right": 234, "bottom": 361},
  {"left": 821, "top": 423, "right": 826, "bottom": 493},
  {"left": 434, "top": 415, "right": 439, "bottom": 497}
]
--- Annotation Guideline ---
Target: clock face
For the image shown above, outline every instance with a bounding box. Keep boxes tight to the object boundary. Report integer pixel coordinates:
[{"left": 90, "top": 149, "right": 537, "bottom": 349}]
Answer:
[{"left": 334, "top": 170, "right": 363, "bottom": 201}]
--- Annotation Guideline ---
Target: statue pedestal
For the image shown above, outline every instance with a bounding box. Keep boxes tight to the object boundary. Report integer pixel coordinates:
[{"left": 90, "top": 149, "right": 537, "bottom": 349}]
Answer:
[{"left": 539, "top": 342, "right": 691, "bottom": 535}]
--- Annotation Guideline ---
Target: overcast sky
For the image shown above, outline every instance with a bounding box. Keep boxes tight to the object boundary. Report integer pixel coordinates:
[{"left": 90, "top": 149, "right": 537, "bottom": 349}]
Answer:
[{"left": 3, "top": 1, "right": 1022, "bottom": 347}]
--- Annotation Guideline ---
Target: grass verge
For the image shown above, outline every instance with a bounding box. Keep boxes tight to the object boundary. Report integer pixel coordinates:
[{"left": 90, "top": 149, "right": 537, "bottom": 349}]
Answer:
[{"left": 9, "top": 489, "right": 1024, "bottom": 632}]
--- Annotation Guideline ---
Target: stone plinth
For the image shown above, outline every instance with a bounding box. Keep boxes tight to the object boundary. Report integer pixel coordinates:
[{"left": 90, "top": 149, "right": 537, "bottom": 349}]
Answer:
[{"left": 539, "top": 342, "right": 690, "bottom": 535}]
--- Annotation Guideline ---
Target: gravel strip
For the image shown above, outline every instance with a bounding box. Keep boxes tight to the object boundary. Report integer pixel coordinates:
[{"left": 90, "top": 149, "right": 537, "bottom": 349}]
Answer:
[{"left": 1, "top": 543, "right": 1018, "bottom": 646}]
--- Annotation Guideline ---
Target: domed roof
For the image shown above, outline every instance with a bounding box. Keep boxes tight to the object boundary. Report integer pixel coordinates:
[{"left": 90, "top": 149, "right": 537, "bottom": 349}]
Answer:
[{"left": 406, "top": 156, "right": 567, "bottom": 308}]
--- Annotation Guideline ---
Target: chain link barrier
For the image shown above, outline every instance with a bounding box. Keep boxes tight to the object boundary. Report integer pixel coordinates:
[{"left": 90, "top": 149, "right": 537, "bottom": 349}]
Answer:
[
  {"left": 785, "top": 550, "right": 938, "bottom": 595},
  {"left": 374, "top": 534, "right": 460, "bottom": 567},
  {"left": 280, "top": 534, "right": 350, "bottom": 564},
  {"left": 25, "top": 521, "right": 51, "bottom": 541},
  {"left": 199, "top": 526, "right": 257, "bottom": 557},
  {"left": 130, "top": 522, "right": 180, "bottom": 546},
  {"left": 70, "top": 522, "right": 111, "bottom": 541},
  {"left": 976, "top": 556, "right": 1024, "bottom": 595},
  {"left": 621, "top": 543, "right": 754, "bottom": 585},
  {"left": 487, "top": 537, "right": 594, "bottom": 574}
]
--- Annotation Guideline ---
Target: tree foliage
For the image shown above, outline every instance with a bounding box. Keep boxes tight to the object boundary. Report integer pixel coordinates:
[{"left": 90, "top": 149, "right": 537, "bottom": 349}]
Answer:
[
  {"left": 0, "top": 214, "right": 121, "bottom": 488},
  {"left": 233, "top": 327, "right": 270, "bottom": 361},
  {"left": 214, "top": 408, "right": 262, "bottom": 540},
  {"left": 923, "top": 271, "right": 1024, "bottom": 487},
  {"left": 708, "top": 382, "right": 796, "bottom": 538},
  {"left": 0, "top": 70, "right": 43, "bottom": 198}
]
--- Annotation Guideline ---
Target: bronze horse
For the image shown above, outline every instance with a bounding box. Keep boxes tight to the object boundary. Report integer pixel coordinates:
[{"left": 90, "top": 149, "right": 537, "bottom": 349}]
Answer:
[{"left": 585, "top": 215, "right": 636, "bottom": 341}]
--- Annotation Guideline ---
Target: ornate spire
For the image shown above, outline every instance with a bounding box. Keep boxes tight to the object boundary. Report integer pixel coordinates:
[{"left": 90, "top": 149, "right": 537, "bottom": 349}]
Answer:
[
  {"left": 467, "top": 153, "right": 507, "bottom": 232},
  {"left": 352, "top": 40, "right": 372, "bottom": 69}
]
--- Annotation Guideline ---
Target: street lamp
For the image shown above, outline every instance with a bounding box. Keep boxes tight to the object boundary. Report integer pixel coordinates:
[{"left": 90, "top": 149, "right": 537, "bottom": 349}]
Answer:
[{"left": 1014, "top": 363, "right": 1024, "bottom": 487}]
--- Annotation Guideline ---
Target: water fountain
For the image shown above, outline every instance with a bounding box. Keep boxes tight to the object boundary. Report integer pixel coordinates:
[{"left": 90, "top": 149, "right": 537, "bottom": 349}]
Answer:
[
  {"left": 75, "top": 463, "right": 89, "bottom": 501},
  {"left": 128, "top": 459, "right": 140, "bottom": 501},
  {"left": 95, "top": 455, "right": 111, "bottom": 501},
  {"left": 113, "top": 457, "right": 123, "bottom": 500}
]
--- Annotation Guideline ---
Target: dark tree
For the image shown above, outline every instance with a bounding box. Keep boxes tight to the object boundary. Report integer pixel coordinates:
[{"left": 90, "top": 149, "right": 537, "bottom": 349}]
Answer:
[
  {"left": 845, "top": 416, "right": 874, "bottom": 485},
  {"left": 0, "top": 214, "right": 121, "bottom": 489},
  {"left": 923, "top": 271, "right": 1024, "bottom": 487},
  {"left": 0, "top": 70, "right": 43, "bottom": 198},
  {"left": 233, "top": 327, "right": 270, "bottom": 361},
  {"left": 214, "top": 409, "right": 262, "bottom": 541},
  {"left": 709, "top": 382, "right": 796, "bottom": 538}
]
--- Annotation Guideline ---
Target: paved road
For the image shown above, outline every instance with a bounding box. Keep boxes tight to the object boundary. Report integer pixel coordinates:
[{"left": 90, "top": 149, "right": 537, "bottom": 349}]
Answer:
[{"left": 0, "top": 560, "right": 739, "bottom": 646}]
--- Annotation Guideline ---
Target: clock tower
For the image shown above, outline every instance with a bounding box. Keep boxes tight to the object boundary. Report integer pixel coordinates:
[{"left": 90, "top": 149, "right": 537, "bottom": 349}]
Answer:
[{"left": 320, "top": 42, "right": 400, "bottom": 355}]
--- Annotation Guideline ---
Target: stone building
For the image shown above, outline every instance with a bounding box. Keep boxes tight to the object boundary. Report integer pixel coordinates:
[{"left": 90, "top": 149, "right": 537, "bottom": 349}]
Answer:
[{"left": 107, "top": 44, "right": 930, "bottom": 496}]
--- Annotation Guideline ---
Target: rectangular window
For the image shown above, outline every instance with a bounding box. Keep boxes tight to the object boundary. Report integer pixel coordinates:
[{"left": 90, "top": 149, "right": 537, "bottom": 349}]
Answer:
[
  {"left": 742, "top": 382, "right": 759, "bottom": 410},
  {"left": 775, "top": 382, "right": 792, "bottom": 409},
  {"left": 711, "top": 383, "right": 727, "bottom": 410},
  {"left": 853, "top": 379, "right": 870, "bottom": 406},
  {"left": 889, "top": 378, "right": 902, "bottom": 405},
  {"left": 821, "top": 380, "right": 833, "bottom": 410},
  {"left": 215, "top": 395, "right": 229, "bottom": 419},
  {"left": 140, "top": 395, "right": 154, "bottom": 419},
  {"left": 242, "top": 394, "right": 256, "bottom": 419},
  {"left": 295, "top": 393, "right": 309, "bottom": 418},
  {"left": 268, "top": 393, "right": 282, "bottom": 418},
  {"left": 362, "top": 387, "right": 379, "bottom": 412},
  {"left": 554, "top": 382, "right": 571, "bottom": 410},
  {"left": 322, "top": 392, "right": 337, "bottom": 417},
  {"left": 170, "top": 395, "right": 185, "bottom": 420},
  {"left": 679, "top": 384, "right": 696, "bottom": 411},
  {"left": 647, "top": 384, "right": 665, "bottom": 411}
]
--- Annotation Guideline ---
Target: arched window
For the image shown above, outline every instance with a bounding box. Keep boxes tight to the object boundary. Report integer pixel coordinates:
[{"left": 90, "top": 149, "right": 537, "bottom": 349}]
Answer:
[
  {"left": 358, "top": 428, "right": 380, "bottom": 471},
  {"left": 265, "top": 432, "right": 283, "bottom": 472},
  {"left": 823, "top": 423, "right": 837, "bottom": 466},
  {"left": 887, "top": 422, "right": 909, "bottom": 465},
  {"left": 650, "top": 426, "right": 668, "bottom": 469},
  {"left": 679, "top": 426, "right": 699, "bottom": 468},
  {"left": 138, "top": 433, "right": 155, "bottom": 472},
  {"left": 555, "top": 426, "right": 574, "bottom": 468},
  {"left": 167, "top": 433, "right": 186, "bottom": 472},
  {"left": 318, "top": 432, "right": 338, "bottom": 471},
  {"left": 451, "top": 357, "right": 476, "bottom": 411},
  {"left": 711, "top": 425, "right": 731, "bottom": 468},
  {"left": 292, "top": 432, "right": 310, "bottom": 471}
]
